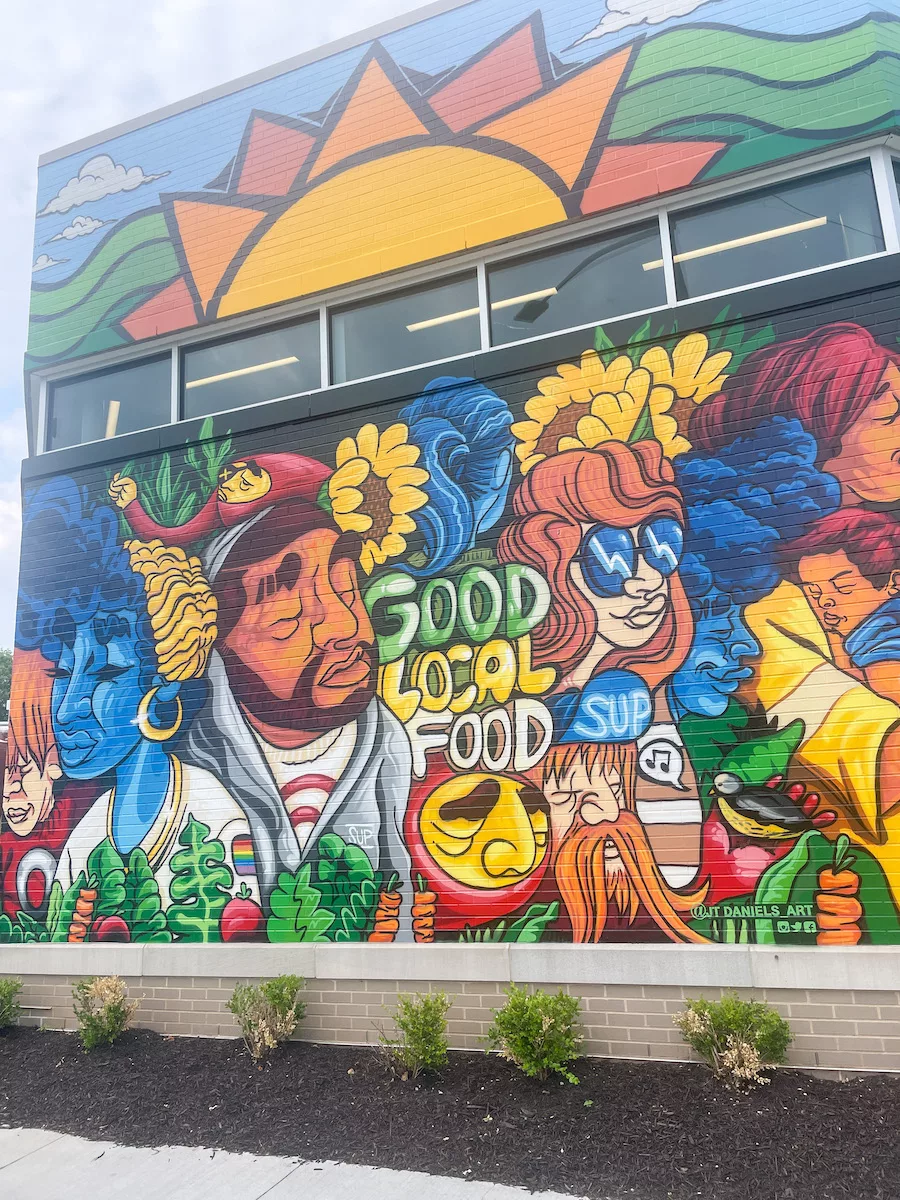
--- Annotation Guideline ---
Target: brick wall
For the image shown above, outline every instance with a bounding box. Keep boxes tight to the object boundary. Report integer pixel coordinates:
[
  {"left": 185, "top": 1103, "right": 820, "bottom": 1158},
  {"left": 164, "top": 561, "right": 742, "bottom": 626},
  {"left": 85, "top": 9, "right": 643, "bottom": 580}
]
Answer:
[{"left": 13, "top": 974, "right": 900, "bottom": 1074}]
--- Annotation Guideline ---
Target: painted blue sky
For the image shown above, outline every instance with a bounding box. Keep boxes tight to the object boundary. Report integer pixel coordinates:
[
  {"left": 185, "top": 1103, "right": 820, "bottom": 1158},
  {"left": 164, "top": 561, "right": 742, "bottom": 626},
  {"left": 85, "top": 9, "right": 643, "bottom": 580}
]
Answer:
[{"left": 32, "top": 0, "right": 899, "bottom": 283}]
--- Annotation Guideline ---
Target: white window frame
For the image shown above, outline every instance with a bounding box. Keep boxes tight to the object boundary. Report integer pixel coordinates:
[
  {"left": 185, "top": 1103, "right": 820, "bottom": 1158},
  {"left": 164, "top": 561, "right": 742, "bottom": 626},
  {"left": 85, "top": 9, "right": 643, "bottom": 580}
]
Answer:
[{"left": 32, "top": 139, "right": 900, "bottom": 455}]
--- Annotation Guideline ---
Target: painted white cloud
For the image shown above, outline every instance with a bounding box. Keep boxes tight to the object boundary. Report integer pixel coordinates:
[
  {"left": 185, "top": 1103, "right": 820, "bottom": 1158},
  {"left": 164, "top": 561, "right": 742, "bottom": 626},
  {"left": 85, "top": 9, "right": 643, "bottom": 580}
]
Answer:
[
  {"left": 32, "top": 253, "right": 67, "bottom": 272},
  {"left": 48, "top": 213, "right": 108, "bottom": 241},
  {"left": 37, "top": 153, "right": 170, "bottom": 217},
  {"left": 574, "top": 0, "right": 718, "bottom": 42}
]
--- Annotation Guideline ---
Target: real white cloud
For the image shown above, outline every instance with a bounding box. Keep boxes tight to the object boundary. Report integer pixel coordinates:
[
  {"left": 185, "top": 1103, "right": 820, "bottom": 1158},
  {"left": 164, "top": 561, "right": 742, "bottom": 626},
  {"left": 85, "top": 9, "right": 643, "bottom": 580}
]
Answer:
[
  {"left": 48, "top": 213, "right": 108, "bottom": 241},
  {"left": 32, "top": 252, "right": 67, "bottom": 272},
  {"left": 574, "top": 0, "right": 718, "bottom": 42},
  {"left": 37, "top": 153, "right": 170, "bottom": 216}
]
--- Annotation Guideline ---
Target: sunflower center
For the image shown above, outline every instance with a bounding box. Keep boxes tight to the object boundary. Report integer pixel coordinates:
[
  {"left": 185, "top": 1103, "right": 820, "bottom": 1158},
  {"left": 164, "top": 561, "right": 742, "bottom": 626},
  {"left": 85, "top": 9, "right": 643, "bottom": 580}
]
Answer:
[
  {"left": 360, "top": 473, "right": 393, "bottom": 543},
  {"left": 535, "top": 400, "right": 591, "bottom": 457}
]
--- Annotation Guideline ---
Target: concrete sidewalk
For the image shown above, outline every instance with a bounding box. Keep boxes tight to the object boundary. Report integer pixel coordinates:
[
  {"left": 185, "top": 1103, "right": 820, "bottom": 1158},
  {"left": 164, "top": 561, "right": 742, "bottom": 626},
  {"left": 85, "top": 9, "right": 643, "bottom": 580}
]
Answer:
[{"left": 0, "top": 1128, "right": 584, "bottom": 1200}]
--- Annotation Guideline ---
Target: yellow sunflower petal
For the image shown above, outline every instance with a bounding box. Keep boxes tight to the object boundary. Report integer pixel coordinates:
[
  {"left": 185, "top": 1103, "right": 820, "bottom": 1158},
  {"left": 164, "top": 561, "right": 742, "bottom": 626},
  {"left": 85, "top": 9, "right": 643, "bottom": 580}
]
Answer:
[
  {"left": 330, "top": 487, "right": 364, "bottom": 514},
  {"left": 512, "top": 418, "right": 545, "bottom": 442},
  {"left": 525, "top": 394, "right": 559, "bottom": 423},
  {"left": 391, "top": 513, "right": 417, "bottom": 535},
  {"left": 515, "top": 441, "right": 536, "bottom": 464},
  {"left": 377, "top": 444, "right": 420, "bottom": 475},
  {"left": 359, "top": 544, "right": 376, "bottom": 575},
  {"left": 335, "top": 436, "right": 359, "bottom": 468},
  {"left": 557, "top": 435, "right": 584, "bottom": 452},
  {"left": 333, "top": 509, "right": 373, "bottom": 534},
  {"left": 330, "top": 457, "right": 369, "bottom": 489},
  {"left": 390, "top": 486, "right": 429, "bottom": 515},
  {"left": 382, "top": 531, "right": 408, "bottom": 557},
  {"left": 624, "top": 367, "right": 651, "bottom": 408},
  {"left": 693, "top": 374, "right": 728, "bottom": 405},
  {"left": 378, "top": 423, "right": 409, "bottom": 455},
  {"left": 354, "top": 423, "right": 380, "bottom": 462},
  {"left": 648, "top": 384, "right": 676, "bottom": 417},
  {"left": 387, "top": 466, "right": 430, "bottom": 491},
  {"left": 520, "top": 453, "right": 544, "bottom": 475},
  {"left": 695, "top": 350, "right": 732, "bottom": 385},
  {"left": 604, "top": 355, "right": 634, "bottom": 394},
  {"left": 639, "top": 345, "right": 674, "bottom": 387},
  {"left": 575, "top": 414, "right": 615, "bottom": 447},
  {"left": 670, "top": 333, "right": 710, "bottom": 395}
]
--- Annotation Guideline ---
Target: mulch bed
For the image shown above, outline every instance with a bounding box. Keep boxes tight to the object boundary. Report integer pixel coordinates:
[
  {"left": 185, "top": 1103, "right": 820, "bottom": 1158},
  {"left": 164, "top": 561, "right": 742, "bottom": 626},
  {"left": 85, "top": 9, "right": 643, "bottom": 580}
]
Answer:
[{"left": 1, "top": 1028, "right": 898, "bottom": 1200}]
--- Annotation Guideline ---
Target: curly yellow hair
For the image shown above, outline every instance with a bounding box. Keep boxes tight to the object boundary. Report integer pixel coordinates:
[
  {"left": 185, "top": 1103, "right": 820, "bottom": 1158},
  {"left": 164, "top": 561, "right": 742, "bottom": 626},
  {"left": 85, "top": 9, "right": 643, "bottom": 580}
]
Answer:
[{"left": 125, "top": 539, "right": 218, "bottom": 682}]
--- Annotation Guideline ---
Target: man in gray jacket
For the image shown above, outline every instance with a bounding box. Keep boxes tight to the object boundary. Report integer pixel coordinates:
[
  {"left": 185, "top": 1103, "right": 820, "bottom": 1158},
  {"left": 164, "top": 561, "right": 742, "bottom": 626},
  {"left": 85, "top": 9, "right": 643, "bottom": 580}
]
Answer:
[{"left": 183, "top": 492, "right": 413, "bottom": 938}]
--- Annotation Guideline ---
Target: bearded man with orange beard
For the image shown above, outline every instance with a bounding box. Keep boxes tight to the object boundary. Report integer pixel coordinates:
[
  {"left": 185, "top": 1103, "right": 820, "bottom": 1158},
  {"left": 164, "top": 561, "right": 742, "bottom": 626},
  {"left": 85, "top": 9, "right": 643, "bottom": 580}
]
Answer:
[{"left": 541, "top": 743, "right": 708, "bottom": 943}]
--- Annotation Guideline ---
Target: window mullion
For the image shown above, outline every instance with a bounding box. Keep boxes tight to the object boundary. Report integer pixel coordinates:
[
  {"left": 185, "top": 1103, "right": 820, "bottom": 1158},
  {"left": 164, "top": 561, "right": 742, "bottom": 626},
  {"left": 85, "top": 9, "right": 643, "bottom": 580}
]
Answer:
[{"left": 658, "top": 210, "right": 677, "bottom": 306}]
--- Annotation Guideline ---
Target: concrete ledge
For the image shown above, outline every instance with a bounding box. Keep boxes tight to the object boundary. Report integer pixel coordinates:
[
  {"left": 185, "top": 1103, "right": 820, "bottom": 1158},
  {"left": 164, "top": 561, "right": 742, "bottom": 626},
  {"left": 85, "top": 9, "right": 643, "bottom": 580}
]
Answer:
[{"left": 3, "top": 942, "right": 900, "bottom": 991}]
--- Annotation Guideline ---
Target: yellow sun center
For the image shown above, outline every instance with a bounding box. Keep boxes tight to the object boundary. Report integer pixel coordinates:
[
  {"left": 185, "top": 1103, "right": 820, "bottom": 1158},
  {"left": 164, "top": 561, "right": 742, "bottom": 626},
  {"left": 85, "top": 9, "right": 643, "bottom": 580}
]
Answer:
[{"left": 218, "top": 146, "right": 567, "bottom": 318}]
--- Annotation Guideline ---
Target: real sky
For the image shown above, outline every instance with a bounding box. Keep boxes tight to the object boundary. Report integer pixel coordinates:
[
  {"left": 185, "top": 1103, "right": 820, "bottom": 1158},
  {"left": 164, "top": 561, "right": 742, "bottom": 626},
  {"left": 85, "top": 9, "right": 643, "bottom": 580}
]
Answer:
[{"left": 0, "top": 0, "right": 426, "bottom": 650}]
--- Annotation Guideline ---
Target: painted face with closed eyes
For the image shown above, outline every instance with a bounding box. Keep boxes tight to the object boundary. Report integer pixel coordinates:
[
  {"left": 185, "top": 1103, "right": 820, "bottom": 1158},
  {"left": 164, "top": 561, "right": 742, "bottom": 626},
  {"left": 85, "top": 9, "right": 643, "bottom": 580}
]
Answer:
[
  {"left": 49, "top": 610, "right": 148, "bottom": 779},
  {"left": 825, "top": 363, "right": 900, "bottom": 505}
]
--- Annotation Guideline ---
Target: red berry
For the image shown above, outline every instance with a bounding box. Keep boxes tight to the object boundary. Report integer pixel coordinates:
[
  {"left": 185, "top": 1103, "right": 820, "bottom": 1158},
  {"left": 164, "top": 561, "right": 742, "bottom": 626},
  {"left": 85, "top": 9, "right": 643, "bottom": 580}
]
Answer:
[
  {"left": 91, "top": 915, "right": 131, "bottom": 942},
  {"left": 220, "top": 885, "right": 266, "bottom": 942}
]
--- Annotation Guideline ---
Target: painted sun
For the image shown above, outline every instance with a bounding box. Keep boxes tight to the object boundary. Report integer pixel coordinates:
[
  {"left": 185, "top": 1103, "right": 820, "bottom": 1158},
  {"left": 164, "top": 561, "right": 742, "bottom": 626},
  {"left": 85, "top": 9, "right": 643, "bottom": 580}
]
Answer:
[{"left": 131, "top": 17, "right": 725, "bottom": 333}]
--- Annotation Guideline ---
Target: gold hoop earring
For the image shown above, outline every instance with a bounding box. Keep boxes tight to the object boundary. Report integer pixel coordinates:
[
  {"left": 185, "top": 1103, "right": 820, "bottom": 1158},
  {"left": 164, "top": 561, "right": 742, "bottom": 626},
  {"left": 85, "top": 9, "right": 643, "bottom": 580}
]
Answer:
[{"left": 137, "top": 687, "right": 183, "bottom": 742}]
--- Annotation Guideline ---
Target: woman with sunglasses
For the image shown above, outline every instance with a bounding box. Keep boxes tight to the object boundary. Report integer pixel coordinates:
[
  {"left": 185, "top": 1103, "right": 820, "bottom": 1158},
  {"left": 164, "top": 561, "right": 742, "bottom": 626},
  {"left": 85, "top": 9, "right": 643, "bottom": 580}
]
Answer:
[{"left": 498, "top": 441, "right": 705, "bottom": 900}]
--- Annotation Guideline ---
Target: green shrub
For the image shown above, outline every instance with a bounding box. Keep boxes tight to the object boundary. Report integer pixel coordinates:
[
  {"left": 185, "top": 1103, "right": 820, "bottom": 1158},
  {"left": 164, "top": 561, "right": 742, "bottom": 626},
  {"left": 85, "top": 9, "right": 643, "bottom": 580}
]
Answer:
[
  {"left": 72, "top": 976, "right": 139, "bottom": 1051},
  {"left": 0, "top": 977, "right": 22, "bottom": 1029},
  {"left": 381, "top": 991, "right": 451, "bottom": 1078},
  {"left": 227, "top": 974, "right": 305, "bottom": 1061},
  {"left": 486, "top": 984, "right": 582, "bottom": 1083},
  {"left": 674, "top": 992, "right": 792, "bottom": 1090}
]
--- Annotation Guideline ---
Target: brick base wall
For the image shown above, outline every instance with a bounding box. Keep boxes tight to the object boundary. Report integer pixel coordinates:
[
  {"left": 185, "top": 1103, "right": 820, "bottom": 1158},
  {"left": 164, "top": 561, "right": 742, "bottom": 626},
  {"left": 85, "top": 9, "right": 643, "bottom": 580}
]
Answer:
[{"left": 14, "top": 975, "right": 900, "bottom": 1075}]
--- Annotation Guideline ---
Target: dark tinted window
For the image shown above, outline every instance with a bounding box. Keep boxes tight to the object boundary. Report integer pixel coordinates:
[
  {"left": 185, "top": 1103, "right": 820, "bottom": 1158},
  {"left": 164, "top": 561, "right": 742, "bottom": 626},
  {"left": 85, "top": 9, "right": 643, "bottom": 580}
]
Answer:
[
  {"left": 671, "top": 163, "right": 884, "bottom": 299},
  {"left": 183, "top": 319, "right": 320, "bottom": 419},
  {"left": 47, "top": 357, "right": 171, "bottom": 451},
  {"left": 331, "top": 274, "right": 479, "bottom": 385},
  {"left": 488, "top": 223, "right": 665, "bottom": 345}
]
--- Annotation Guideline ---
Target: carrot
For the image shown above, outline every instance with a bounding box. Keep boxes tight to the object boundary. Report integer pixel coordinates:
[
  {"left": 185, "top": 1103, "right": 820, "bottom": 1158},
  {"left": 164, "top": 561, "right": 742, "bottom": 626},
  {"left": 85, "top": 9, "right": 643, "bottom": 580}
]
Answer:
[
  {"left": 816, "top": 836, "right": 861, "bottom": 946},
  {"left": 368, "top": 873, "right": 402, "bottom": 943},
  {"left": 68, "top": 885, "right": 98, "bottom": 944},
  {"left": 412, "top": 874, "right": 437, "bottom": 944}
]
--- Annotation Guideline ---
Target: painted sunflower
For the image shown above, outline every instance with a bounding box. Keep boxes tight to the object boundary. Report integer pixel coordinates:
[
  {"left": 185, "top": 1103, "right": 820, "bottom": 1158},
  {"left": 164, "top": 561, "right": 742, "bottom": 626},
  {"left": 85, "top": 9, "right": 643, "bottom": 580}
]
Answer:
[
  {"left": 639, "top": 332, "right": 732, "bottom": 435},
  {"left": 329, "top": 422, "right": 429, "bottom": 574},
  {"left": 512, "top": 350, "right": 684, "bottom": 469}
]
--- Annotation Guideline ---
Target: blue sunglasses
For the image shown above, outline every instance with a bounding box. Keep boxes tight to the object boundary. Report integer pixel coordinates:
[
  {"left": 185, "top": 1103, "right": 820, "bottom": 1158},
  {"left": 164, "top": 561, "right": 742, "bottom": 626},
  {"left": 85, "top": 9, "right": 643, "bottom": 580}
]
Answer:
[{"left": 575, "top": 518, "right": 684, "bottom": 598}]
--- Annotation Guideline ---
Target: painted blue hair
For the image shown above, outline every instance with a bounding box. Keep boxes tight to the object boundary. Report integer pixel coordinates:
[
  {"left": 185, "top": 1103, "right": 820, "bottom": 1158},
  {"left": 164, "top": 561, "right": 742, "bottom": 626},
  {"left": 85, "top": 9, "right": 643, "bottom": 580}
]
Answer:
[
  {"left": 675, "top": 416, "right": 841, "bottom": 606},
  {"left": 400, "top": 377, "right": 514, "bottom": 576},
  {"left": 16, "top": 478, "right": 205, "bottom": 725}
]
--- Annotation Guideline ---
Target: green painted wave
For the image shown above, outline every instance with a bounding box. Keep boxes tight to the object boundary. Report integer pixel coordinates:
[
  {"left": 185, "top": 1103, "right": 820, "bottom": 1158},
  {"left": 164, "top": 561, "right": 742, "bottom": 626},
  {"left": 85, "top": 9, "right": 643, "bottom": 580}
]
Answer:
[
  {"left": 628, "top": 16, "right": 897, "bottom": 87},
  {"left": 27, "top": 213, "right": 180, "bottom": 363},
  {"left": 611, "top": 53, "right": 900, "bottom": 141}
]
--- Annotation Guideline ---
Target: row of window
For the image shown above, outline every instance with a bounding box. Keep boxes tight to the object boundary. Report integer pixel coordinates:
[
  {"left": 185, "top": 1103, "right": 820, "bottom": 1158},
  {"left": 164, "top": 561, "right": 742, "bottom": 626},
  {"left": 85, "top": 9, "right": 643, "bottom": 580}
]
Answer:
[{"left": 46, "top": 160, "right": 886, "bottom": 452}]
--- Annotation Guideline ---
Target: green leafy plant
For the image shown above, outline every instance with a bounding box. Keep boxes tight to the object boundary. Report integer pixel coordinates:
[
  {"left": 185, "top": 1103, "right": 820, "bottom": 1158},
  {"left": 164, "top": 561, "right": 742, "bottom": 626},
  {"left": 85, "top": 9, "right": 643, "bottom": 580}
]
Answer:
[
  {"left": 71, "top": 976, "right": 139, "bottom": 1051},
  {"left": 460, "top": 902, "right": 559, "bottom": 943},
  {"left": 381, "top": 991, "right": 451, "bottom": 1079},
  {"left": 0, "top": 977, "right": 23, "bottom": 1028},
  {"left": 267, "top": 865, "right": 335, "bottom": 942},
  {"left": 122, "top": 848, "right": 171, "bottom": 942},
  {"left": 114, "top": 417, "right": 233, "bottom": 534},
  {"left": 227, "top": 974, "right": 306, "bottom": 1062},
  {"left": 0, "top": 914, "right": 49, "bottom": 944},
  {"left": 166, "top": 816, "right": 233, "bottom": 942},
  {"left": 315, "top": 834, "right": 381, "bottom": 941},
  {"left": 486, "top": 985, "right": 582, "bottom": 1084},
  {"left": 674, "top": 992, "right": 792, "bottom": 1089}
]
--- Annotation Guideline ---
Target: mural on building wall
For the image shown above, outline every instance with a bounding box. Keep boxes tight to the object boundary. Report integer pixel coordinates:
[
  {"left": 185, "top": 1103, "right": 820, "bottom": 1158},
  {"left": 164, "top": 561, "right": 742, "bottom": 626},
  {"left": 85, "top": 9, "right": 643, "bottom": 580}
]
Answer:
[
  {"left": 8, "top": 306, "right": 900, "bottom": 945},
  {"left": 27, "top": 1, "right": 900, "bottom": 369}
]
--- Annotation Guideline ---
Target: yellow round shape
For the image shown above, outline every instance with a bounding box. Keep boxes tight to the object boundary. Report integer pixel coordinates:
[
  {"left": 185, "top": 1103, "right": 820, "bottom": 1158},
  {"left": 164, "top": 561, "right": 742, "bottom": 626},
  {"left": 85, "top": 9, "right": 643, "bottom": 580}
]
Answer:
[
  {"left": 420, "top": 772, "right": 549, "bottom": 891},
  {"left": 218, "top": 146, "right": 567, "bottom": 317},
  {"left": 137, "top": 688, "right": 183, "bottom": 743}
]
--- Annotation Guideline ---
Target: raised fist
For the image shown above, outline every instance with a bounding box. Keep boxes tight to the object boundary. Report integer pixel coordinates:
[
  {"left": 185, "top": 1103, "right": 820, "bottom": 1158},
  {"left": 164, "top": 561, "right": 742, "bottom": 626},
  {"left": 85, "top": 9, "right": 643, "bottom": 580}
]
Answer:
[{"left": 108, "top": 472, "right": 138, "bottom": 510}]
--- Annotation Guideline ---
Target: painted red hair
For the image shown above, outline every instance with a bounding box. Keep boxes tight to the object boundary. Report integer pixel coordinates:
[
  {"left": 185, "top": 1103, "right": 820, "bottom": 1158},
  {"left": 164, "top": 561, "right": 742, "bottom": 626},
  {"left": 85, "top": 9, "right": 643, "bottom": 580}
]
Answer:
[
  {"left": 689, "top": 323, "right": 900, "bottom": 463},
  {"left": 782, "top": 509, "right": 900, "bottom": 590},
  {"left": 497, "top": 442, "right": 692, "bottom": 689}
]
